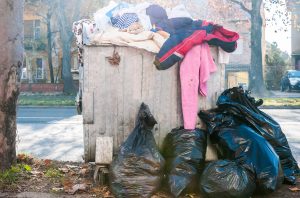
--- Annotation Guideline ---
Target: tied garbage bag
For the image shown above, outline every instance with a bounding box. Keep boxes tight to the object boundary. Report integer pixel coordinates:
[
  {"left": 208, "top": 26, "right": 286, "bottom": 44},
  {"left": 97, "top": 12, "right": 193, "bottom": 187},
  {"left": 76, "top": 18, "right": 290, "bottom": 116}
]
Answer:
[
  {"left": 200, "top": 160, "right": 256, "bottom": 198},
  {"left": 162, "top": 128, "right": 207, "bottom": 197},
  {"left": 199, "top": 109, "right": 283, "bottom": 193},
  {"left": 110, "top": 103, "right": 165, "bottom": 198},
  {"left": 216, "top": 87, "right": 300, "bottom": 184}
]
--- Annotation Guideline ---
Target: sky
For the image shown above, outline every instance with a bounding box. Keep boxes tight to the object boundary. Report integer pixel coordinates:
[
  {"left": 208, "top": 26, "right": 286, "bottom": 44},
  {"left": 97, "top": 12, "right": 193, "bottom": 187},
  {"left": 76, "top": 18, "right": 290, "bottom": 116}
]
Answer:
[
  {"left": 264, "top": 1, "right": 291, "bottom": 54},
  {"left": 265, "top": 25, "right": 291, "bottom": 54}
]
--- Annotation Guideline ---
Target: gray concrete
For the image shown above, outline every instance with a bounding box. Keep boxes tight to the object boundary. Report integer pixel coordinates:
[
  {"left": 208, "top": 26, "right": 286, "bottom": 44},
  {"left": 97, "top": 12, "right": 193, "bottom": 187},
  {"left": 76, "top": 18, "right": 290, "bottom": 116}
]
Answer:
[
  {"left": 17, "top": 107, "right": 84, "bottom": 162},
  {"left": 262, "top": 109, "right": 300, "bottom": 164},
  {"left": 16, "top": 107, "right": 300, "bottom": 165}
]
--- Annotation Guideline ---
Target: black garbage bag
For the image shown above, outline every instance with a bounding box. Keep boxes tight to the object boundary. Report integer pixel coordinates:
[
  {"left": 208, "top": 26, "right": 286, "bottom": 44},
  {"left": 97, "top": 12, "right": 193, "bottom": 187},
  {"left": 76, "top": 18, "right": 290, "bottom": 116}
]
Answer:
[
  {"left": 200, "top": 160, "right": 256, "bottom": 198},
  {"left": 110, "top": 103, "right": 165, "bottom": 198},
  {"left": 162, "top": 128, "right": 207, "bottom": 197},
  {"left": 216, "top": 87, "right": 300, "bottom": 184},
  {"left": 199, "top": 109, "right": 283, "bottom": 193}
]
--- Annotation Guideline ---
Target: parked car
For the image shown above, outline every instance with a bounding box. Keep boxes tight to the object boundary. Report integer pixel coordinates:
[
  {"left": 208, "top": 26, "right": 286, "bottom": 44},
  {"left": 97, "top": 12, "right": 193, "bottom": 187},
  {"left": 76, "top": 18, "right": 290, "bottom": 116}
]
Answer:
[{"left": 280, "top": 70, "right": 300, "bottom": 92}]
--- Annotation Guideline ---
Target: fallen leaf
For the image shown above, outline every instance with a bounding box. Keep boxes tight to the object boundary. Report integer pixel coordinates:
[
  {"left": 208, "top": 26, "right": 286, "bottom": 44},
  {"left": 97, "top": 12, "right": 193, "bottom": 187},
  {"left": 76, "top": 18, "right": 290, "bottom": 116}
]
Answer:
[
  {"left": 67, "top": 170, "right": 77, "bottom": 176},
  {"left": 151, "top": 192, "right": 169, "bottom": 198},
  {"left": 58, "top": 167, "right": 69, "bottom": 173},
  {"left": 44, "top": 159, "right": 52, "bottom": 166},
  {"left": 17, "top": 154, "right": 26, "bottom": 161},
  {"left": 68, "top": 183, "right": 87, "bottom": 195},
  {"left": 81, "top": 164, "right": 89, "bottom": 169},
  {"left": 63, "top": 178, "right": 73, "bottom": 192},
  {"left": 185, "top": 194, "right": 197, "bottom": 198},
  {"left": 289, "top": 187, "right": 300, "bottom": 192},
  {"left": 52, "top": 187, "right": 64, "bottom": 192},
  {"left": 79, "top": 168, "right": 87, "bottom": 175},
  {"left": 23, "top": 164, "right": 32, "bottom": 171},
  {"left": 66, "top": 165, "right": 78, "bottom": 169},
  {"left": 30, "top": 170, "right": 42, "bottom": 176},
  {"left": 104, "top": 191, "right": 114, "bottom": 198}
]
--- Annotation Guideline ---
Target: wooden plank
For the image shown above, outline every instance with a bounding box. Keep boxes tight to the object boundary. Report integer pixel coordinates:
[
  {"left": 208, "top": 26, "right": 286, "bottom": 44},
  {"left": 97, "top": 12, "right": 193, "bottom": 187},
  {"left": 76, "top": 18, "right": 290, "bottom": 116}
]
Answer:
[
  {"left": 121, "top": 47, "right": 143, "bottom": 149},
  {"left": 82, "top": 91, "right": 94, "bottom": 124},
  {"left": 83, "top": 47, "right": 90, "bottom": 161},
  {"left": 115, "top": 47, "right": 125, "bottom": 153},
  {"left": 82, "top": 45, "right": 224, "bottom": 161},
  {"left": 95, "top": 136, "right": 113, "bottom": 164}
]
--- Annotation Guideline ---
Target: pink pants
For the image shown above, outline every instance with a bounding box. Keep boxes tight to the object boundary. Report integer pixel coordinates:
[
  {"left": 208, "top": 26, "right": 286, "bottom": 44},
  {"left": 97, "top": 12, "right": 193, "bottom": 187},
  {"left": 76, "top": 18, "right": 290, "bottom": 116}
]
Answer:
[{"left": 180, "top": 43, "right": 217, "bottom": 130}]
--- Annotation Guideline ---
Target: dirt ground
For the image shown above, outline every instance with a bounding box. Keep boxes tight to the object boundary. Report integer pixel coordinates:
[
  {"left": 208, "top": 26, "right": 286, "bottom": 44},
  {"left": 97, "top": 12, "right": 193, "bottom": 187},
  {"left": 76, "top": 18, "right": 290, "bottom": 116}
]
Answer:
[{"left": 0, "top": 155, "right": 299, "bottom": 198}]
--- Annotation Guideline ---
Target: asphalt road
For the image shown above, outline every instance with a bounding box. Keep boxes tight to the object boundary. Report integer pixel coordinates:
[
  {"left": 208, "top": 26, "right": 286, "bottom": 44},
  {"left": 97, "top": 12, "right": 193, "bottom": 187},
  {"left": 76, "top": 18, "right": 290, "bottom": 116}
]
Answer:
[{"left": 16, "top": 107, "right": 300, "bottom": 164}]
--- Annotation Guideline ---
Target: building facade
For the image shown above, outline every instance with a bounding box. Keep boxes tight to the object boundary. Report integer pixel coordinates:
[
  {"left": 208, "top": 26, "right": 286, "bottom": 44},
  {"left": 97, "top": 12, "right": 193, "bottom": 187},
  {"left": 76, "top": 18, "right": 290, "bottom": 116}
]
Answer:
[
  {"left": 23, "top": 1, "right": 62, "bottom": 84},
  {"left": 288, "top": 0, "right": 300, "bottom": 70}
]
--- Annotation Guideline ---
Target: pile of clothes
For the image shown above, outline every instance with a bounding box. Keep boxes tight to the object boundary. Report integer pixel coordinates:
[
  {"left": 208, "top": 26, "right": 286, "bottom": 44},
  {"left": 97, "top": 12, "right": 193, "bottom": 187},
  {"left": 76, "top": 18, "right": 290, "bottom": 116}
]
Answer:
[{"left": 73, "top": 1, "right": 240, "bottom": 131}]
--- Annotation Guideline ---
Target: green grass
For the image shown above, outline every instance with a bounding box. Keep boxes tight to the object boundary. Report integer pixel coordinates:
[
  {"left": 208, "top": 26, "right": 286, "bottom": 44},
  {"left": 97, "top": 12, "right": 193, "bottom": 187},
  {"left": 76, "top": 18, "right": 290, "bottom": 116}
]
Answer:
[
  {"left": 18, "top": 94, "right": 75, "bottom": 106},
  {"left": 0, "top": 164, "right": 32, "bottom": 186},
  {"left": 262, "top": 98, "right": 300, "bottom": 107},
  {"left": 45, "top": 168, "right": 63, "bottom": 178}
]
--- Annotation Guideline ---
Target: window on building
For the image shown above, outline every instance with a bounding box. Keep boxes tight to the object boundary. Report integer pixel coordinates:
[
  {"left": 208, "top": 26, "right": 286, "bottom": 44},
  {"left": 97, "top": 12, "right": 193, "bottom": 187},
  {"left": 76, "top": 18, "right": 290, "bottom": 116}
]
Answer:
[
  {"left": 21, "top": 58, "right": 27, "bottom": 79},
  {"left": 24, "top": 20, "right": 41, "bottom": 40},
  {"left": 36, "top": 58, "right": 44, "bottom": 79},
  {"left": 73, "top": 55, "right": 79, "bottom": 70}
]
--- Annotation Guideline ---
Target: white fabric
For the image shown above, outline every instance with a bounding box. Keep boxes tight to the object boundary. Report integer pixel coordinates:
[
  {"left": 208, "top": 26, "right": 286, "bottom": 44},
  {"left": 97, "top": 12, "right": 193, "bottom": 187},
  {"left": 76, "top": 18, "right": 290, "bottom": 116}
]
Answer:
[
  {"left": 90, "top": 29, "right": 166, "bottom": 53},
  {"left": 82, "top": 22, "right": 96, "bottom": 45},
  {"left": 166, "top": 4, "right": 192, "bottom": 19},
  {"left": 218, "top": 47, "right": 230, "bottom": 64},
  {"left": 72, "top": 19, "right": 95, "bottom": 46}
]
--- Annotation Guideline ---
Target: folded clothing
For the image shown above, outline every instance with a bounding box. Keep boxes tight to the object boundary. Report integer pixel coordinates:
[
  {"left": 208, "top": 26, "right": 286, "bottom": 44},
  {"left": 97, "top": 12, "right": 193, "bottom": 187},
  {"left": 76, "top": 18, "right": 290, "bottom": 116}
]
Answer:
[
  {"left": 111, "top": 13, "right": 139, "bottom": 30},
  {"left": 90, "top": 30, "right": 167, "bottom": 53}
]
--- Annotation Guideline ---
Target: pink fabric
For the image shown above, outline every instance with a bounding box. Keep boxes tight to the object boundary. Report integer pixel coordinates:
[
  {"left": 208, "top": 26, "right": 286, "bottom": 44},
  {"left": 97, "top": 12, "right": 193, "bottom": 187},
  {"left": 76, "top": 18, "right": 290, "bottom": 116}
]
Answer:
[{"left": 180, "top": 43, "right": 217, "bottom": 130}]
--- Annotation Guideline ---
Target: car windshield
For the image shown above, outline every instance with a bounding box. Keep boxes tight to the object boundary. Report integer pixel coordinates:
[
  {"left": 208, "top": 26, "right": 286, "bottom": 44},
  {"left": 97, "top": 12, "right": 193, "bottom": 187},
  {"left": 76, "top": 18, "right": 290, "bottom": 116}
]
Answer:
[{"left": 289, "top": 71, "right": 300, "bottom": 78}]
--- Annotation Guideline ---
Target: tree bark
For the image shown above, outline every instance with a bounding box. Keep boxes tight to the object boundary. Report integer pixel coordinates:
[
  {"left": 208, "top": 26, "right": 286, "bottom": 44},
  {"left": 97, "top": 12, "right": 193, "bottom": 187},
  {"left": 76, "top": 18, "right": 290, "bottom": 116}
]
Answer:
[
  {"left": 0, "top": 0, "right": 24, "bottom": 171},
  {"left": 46, "top": 11, "right": 54, "bottom": 83},
  {"left": 249, "top": 0, "right": 266, "bottom": 95},
  {"left": 57, "top": 0, "right": 82, "bottom": 93}
]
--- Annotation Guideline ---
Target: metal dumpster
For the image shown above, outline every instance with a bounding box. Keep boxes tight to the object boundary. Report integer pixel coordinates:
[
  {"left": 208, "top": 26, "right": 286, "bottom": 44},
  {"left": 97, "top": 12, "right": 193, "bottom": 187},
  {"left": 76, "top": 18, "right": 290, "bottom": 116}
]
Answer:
[{"left": 81, "top": 45, "right": 224, "bottom": 162}]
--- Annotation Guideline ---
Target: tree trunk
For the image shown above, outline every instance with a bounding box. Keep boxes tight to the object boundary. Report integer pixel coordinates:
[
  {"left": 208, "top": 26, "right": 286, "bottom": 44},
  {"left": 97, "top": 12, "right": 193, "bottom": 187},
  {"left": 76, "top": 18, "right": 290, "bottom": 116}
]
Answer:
[
  {"left": 61, "top": 38, "right": 74, "bottom": 93},
  {"left": 46, "top": 12, "right": 54, "bottom": 83},
  {"left": 57, "top": 0, "right": 82, "bottom": 94},
  {"left": 249, "top": 0, "right": 266, "bottom": 95},
  {"left": 0, "top": 0, "right": 24, "bottom": 171}
]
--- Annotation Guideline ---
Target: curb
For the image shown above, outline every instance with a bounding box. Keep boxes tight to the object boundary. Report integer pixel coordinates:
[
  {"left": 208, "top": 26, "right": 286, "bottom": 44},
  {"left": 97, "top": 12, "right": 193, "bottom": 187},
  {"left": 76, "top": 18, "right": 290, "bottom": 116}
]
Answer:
[{"left": 259, "top": 106, "right": 300, "bottom": 109}]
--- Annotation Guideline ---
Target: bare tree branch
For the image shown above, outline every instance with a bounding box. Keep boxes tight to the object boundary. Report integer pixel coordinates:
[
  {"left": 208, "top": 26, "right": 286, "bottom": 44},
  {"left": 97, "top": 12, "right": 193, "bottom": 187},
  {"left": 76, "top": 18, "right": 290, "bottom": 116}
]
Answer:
[{"left": 228, "top": 0, "right": 252, "bottom": 14}]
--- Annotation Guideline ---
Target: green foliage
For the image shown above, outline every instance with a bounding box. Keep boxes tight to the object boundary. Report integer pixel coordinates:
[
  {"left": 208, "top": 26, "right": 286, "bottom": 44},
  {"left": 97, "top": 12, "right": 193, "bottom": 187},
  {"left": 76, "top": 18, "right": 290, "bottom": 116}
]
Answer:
[
  {"left": 45, "top": 168, "right": 63, "bottom": 178},
  {"left": 18, "top": 94, "right": 75, "bottom": 106},
  {"left": 265, "top": 42, "right": 291, "bottom": 66},
  {"left": 265, "top": 42, "right": 292, "bottom": 90},
  {"left": 23, "top": 164, "right": 32, "bottom": 171},
  {"left": 262, "top": 98, "right": 300, "bottom": 107},
  {"left": 0, "top": 164, "right": 32, "bottom": 185}
]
